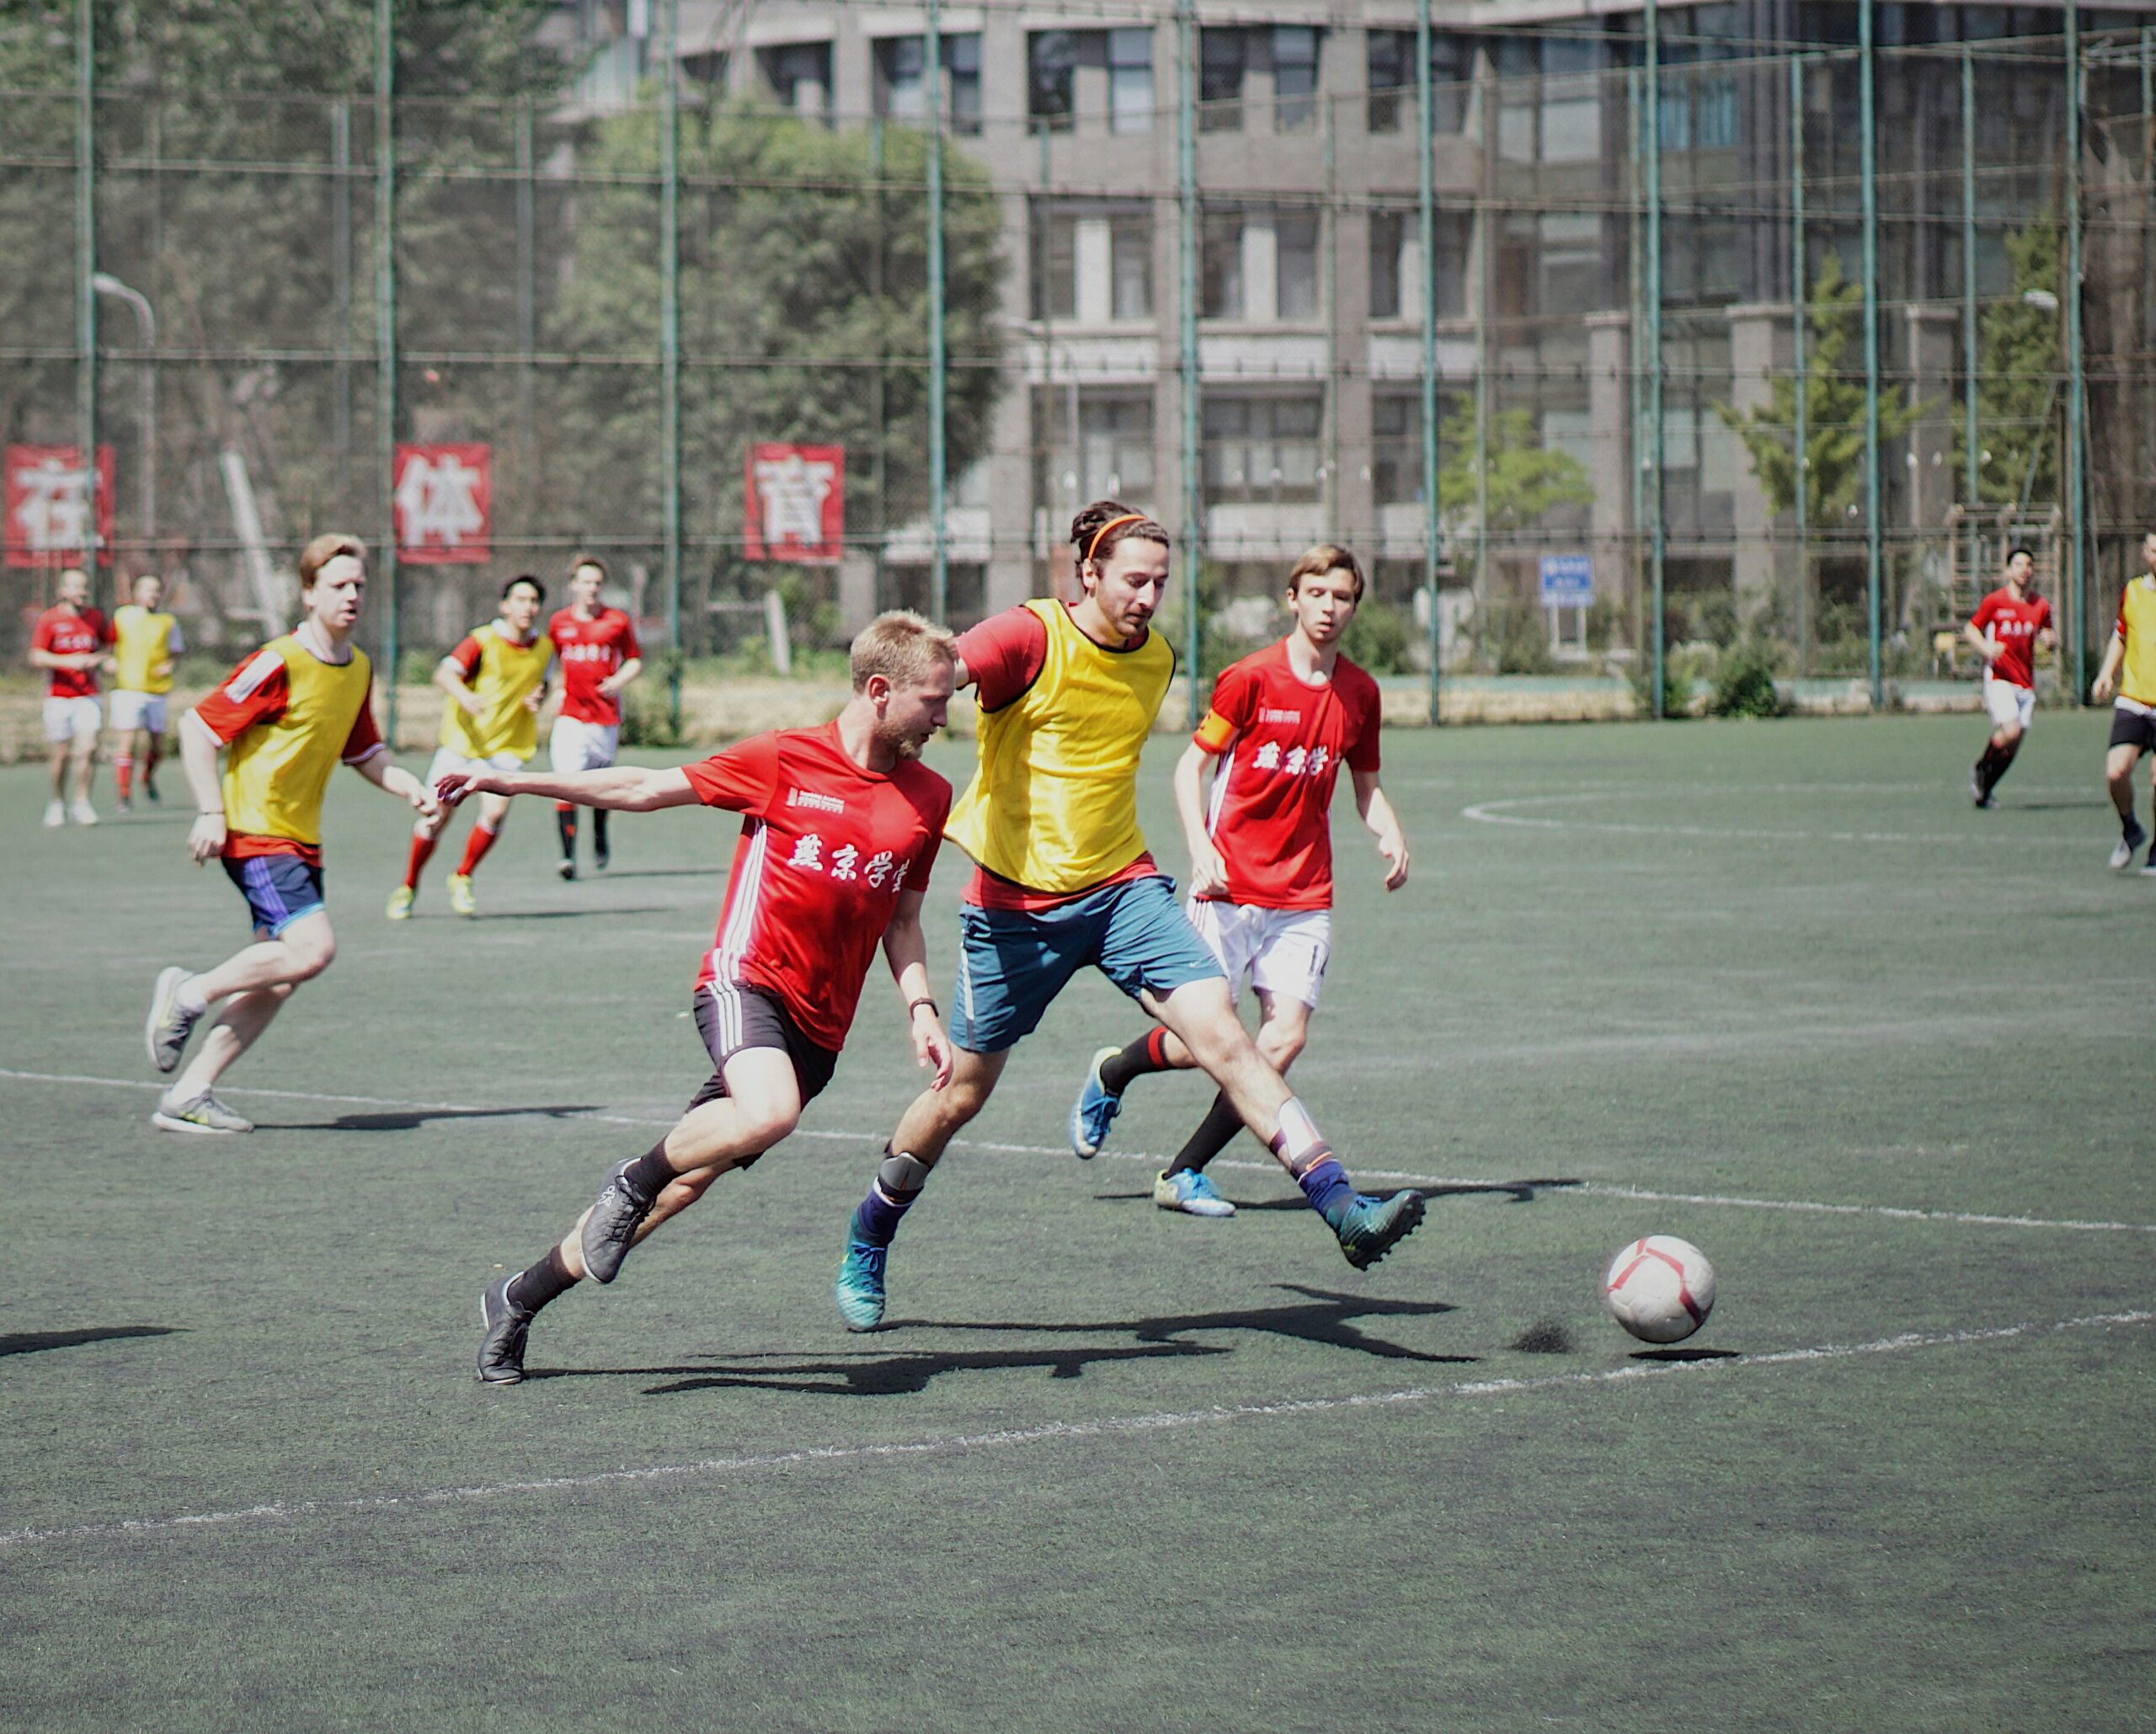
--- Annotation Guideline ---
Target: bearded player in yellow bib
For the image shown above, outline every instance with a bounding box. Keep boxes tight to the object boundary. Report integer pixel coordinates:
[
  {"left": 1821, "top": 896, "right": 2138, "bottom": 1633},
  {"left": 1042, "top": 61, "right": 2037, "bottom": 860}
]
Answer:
[
  {"left": 142, "top": 534, "right": 439, "bottom": 1133},
  {"left": 832, "top": 502, "right": 1424, "bottom": 1331},
  {"left": 388, "top": 574, "right": 553, "bottom": 919}
]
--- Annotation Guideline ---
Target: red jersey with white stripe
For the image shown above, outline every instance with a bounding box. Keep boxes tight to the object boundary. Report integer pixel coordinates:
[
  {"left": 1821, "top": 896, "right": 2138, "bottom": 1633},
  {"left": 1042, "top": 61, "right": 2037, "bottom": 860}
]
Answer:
[
  {"left": 547, "top": 606, "right": 641, "bottom": 724},
  {"left": 33, "top": 606, "right": 109, "bottom": 697},
  {"left": 1191, "top": 642, "right": 1382, "bottom": 911},
  {"left": 683, "top": 722, "right": 950, "bottom": 1052},
  {"left": 1970, "top": 587, "right": 2052, "bottom": 690}
]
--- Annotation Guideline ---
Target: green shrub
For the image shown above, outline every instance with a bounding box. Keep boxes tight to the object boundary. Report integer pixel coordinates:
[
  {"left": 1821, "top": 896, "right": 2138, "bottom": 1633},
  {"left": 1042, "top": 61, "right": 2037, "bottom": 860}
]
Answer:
[
  {"left": 1628, "top": 650, "right": 1695, "bottom": 718},
  {"left": 1340, "top": 599, "right": 1415, "bottom": 675},
  {"left": 1710, "top": 639, "right": 1785, "bottom": 717},
  {"left": 621, "top": 653, "right": 685, "bottom": 747}
]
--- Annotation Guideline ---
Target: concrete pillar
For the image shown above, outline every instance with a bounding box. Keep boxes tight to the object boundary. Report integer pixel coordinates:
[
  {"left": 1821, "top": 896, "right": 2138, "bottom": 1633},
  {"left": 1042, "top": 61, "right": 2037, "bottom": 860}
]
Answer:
[
  {"left": 1903, "top": 304, "right": 1957, "bottom": 534},
  {"left": 1725, "top": 301, "right": 1792, "bottom": 623},
  {"left": 1586, "top": 311, "right": 1632, "bottom": 630},
  {"left": 838, "top": 549, "right": 877, "bottom": 637}
]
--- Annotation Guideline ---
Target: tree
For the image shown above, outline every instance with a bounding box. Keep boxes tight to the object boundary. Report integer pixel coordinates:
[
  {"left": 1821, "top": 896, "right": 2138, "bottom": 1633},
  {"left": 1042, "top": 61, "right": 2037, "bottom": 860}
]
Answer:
[
  {"left": 1437, "top": 397, "right": 1595, "bottom": 575},
  {"left": 1719, "top": 252, "right": 1922, "bottom": 526},
  {"left": 1950, "top": 223, "right": 2062, "bottom": 511}
]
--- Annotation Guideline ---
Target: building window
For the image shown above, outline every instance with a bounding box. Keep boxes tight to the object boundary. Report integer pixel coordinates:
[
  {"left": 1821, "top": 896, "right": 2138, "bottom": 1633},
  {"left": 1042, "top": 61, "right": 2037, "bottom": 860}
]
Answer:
[
  {"left": 758, "top": 41, "right": 831, "bottom": 123},
  {"left": 1371, "top": 392, "right": 1422, "bottom": 505},
  {"left": 1367, "top": 30, "right": 1474, "bottom": 134},
  {"left": 1112, "top": 213, "right": 1152, "bottom": 319},
  {"left": 1203, "top": 393, "right": 1324, "bottom": 504},
  {"left": 1200, "top": 29, "right": 1246, "bottom": 131},
  {"left": 1033, "top": 206, "right": 1077, "bottom": 321},
  {"left": 1276, "top": 211, "right": 1320, "bottom": 321},
  {"left": 682, "top": 50, "right": 728, "bottom": 87},
  {"left": 1273, "top": 25, "right": 1320, "bottom": 131},
  {"left": 1037, "top": 391, "right": 1156, "bottom": 507},
  {"left": 1029, "top": 30, "right": 1075, "bottom": 132},
  {"left": 875, "top": 34, "right": 981, "bottom": 134},
  {"left": 1539, "top": 212, "right": 1604, "bottom": 316},
  {"left": 1108, "top": 27, "right": 1153, "bottom": 135},
  {"left": 1033, "top": 203, "right": 1153, "bottom": 323},
  {"left": 1369, "top": 209, "right": 1469, "bottom": 321},
  {"left": 1202, "top": 211, "right": 1245, "bottom": 318}
]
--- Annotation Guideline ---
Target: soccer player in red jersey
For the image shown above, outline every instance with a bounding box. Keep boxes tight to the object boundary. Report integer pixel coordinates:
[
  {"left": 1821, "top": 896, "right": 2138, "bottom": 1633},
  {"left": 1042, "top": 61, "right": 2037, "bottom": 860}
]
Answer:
[
  {"left": 545, "top": 554, "right": 643, "bottom": 878},
  {"left": 29, "top": 566, "right": 113, "bottom": 827},
  {"left": 452, "top": 612, "right": 958, "bottom": 1385},
  {"left": 142, "top": 535, "right": 439, "bottom": 1134},
  {"left": 1075, "top": 545, "right": 1410, "bottom": 1217},
  {"left": 1963, "top": 547, "right": 2055, "bottom": 808}
]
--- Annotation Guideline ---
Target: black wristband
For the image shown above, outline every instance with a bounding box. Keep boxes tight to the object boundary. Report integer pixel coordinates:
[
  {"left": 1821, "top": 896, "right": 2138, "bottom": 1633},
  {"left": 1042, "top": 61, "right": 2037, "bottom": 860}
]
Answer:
[{"left": 908, "top": 996, "right": 939, "bottom": 1019}]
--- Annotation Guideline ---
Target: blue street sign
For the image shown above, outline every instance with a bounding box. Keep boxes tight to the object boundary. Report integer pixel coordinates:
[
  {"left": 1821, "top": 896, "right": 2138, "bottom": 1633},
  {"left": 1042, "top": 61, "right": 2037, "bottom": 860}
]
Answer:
[{"left": 1539, "top": 552, "right": 1593, "bottom": 606}]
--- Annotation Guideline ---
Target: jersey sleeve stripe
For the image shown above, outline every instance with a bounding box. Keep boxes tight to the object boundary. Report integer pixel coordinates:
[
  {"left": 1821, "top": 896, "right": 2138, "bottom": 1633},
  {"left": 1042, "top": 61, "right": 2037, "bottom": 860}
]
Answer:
[{"left": 225, "top": 647, "right": 285, "bottom": 702}]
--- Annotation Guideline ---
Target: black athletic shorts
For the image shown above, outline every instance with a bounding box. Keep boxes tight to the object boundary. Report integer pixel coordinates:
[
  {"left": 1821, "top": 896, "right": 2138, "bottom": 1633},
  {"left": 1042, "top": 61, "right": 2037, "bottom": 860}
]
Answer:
[
  {"left": 2108, "top": 706, "right": 2156, "bottom": 754},
  {"left": 688, "top": 981, "right": 839, "bottom": 1115}
]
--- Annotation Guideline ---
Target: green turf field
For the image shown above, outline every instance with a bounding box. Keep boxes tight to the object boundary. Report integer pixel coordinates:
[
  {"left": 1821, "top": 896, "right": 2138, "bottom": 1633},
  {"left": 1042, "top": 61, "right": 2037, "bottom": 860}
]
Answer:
[{"left": 3, "top": 713, "right": 2150, "bottom": 1731}]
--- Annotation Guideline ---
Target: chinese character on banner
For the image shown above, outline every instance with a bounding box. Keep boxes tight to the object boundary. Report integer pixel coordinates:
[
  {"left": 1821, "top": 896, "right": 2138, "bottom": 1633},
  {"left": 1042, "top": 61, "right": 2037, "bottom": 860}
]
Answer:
[
  {"left": 744, "top": 442, "right": 844, "bottom": 563},
  {"left": 393, "top": 443, "right": 492, "bottom": 564},
  {"left": 5, "top": 445, "right": 115, "bottom": 568}
]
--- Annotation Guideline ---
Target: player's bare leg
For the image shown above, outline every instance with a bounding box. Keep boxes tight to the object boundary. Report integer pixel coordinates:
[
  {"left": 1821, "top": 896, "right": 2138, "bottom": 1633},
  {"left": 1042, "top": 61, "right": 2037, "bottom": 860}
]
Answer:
[
  {"left": 2105, "top": 744, "right": 2148, "bottom": 868},
  {"left": 152, "top": 911, "right": 337, "bottom": 1129},
  {"left": 481, "top": 1050, "right": 807, "bottom": 1383}
]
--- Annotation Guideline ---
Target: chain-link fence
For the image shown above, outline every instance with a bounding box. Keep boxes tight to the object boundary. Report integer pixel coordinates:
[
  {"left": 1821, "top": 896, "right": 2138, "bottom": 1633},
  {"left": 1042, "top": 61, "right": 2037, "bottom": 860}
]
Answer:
[{"left": 6, "top": 1, "right": 2155, "bottom": 721}]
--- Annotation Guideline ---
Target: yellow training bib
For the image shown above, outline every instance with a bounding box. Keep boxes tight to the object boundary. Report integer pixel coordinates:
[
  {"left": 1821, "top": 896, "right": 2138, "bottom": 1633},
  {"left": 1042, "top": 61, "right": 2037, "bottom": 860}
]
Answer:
[
  {"left": 440, "top": 623, "right": 552, "bottom": 761},
  {"left": 112, "top": 605, "right": 180, "bottom": 694},
  {"left": 2120, "top": 578, "right": 2156, "bottom": 708},
  {"left": 222, "top": 638, "right": 373, "bottom": 846}
]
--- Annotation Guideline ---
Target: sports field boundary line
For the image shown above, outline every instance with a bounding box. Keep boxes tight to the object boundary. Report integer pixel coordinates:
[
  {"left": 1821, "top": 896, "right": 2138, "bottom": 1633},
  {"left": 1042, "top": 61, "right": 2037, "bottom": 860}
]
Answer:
[
  {"left": 1460, "top": 789, "right": 2101, "bottom": 846},
  {"left": 10, "top": 1064, "right": 2154, "bottom": 1236},
  {"left": 1, "top": 1308, "right": 2144, "bottom": 1555}
]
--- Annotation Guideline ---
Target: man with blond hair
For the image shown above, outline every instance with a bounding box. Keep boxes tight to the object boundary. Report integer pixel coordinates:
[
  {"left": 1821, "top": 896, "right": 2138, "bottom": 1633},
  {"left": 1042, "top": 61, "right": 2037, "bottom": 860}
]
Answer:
[
  {"left": 29, "top": 566, "right": 111, "bottom": 827},
  {"left": 453, "top": 611, "right": 958, "bottom": 1385}
]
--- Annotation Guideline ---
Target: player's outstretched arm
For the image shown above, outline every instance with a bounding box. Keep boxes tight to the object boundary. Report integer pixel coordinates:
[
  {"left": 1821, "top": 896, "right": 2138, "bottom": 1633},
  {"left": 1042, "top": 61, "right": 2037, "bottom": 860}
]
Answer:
[
  {"left": 350, "top": 750, "right": 440, "bottom": 820},
  {"left": 438, "top": 762, "right": 697, "bottom": 813},
  {"left": 882, "top": 889, "right": 953, "bottom": 1090},
  {"left": 1353, "top": 768, "right": 1411, "bottom": 890},
  {"left": 178, "top": 710, "right": 230, "bottom": 866},
  {"left": 1171, "top": 740, "right": 1230, "bottom": 899}
]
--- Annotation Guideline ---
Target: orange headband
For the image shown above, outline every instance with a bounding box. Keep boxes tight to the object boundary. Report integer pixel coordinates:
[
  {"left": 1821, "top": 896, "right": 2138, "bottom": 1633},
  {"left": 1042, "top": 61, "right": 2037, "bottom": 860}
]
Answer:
[{"left": 1083, "top": 513, "right": 1147, "bottom": 565}]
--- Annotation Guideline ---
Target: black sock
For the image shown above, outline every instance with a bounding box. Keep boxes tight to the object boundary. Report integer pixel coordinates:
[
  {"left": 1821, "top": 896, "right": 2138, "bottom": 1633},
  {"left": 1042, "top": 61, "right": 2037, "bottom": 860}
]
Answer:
[
  {"left": 1100, "top": 1027, "right": 1176, "bottom": 1096},
  {"left": 593, "top": 808, "right": 610, "bottom": 857},
  {"left": 1166, "top": 1091, "right": 1247, "bottom": 1176},
  {"left": 506, "top": 1246, "right": 577, "bottom": 1314},
  {"left": 555, "top": 803, "right": 577, "bottom": 859},
  {"left": 623, "top": 1140, "right": 678, "bottom": 1199}
]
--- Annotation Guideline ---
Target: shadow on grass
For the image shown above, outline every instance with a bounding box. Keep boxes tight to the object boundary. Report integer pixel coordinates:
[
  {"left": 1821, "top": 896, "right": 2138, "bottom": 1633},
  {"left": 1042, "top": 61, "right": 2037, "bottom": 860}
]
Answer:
[
  {"left": 1629, "top": 1346, "right": 1740, "bottom": 1362},
  {"left": 0, "top": 1326, "right": 180, "bottom": 1358},
  {"left": 278, "top": 1104, "right": 602, "bottom": 1133},
  {"left": 465, "top": 907, "right": 678, "bottom": 923},
  {"left": 529, "top": 1341, "right": 1225, "bottom": 1397},
  {"left": 1201, "top": 1178, "right": 1580, "bottom": 1212}
]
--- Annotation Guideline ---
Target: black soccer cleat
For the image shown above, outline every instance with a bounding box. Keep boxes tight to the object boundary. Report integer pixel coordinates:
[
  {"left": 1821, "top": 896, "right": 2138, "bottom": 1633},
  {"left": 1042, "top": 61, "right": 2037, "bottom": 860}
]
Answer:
[
  {"left": 557, "top": 857, "right": 577, "bottom": 881},
  {"left": 1334, "top": 1189, "right": 1427, "bottom": 1271},
  {"left": 478, "top": 1275, "right": 532, "bottom": 1385},
  {"left": 579, "top": 1158, "right": 659, "bottom": 1285}
]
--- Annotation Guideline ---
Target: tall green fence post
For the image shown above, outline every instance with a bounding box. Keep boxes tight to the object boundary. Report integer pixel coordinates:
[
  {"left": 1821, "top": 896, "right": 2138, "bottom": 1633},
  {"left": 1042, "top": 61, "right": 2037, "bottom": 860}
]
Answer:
[
  {"left": 1961, "top": 43, "right": 1980, "bottom": 596},
  {"left": 2065, "top": 0, "right": 2089, "bottom": 702},
  {"left": 659, "top": 0, "right": 682, "bottom": 728},
  {"left": 1860, "top": 1, "right": 1884, "bottom": 710},
  {"left": 926, "top": 0, "right": 948, "bottom": 626},
  {"left": 76, "top": 0, "right": 96, "bottom": 593},
  {"left": 1791, "top": 53, "right": 1810, "bottom": 674},
  {"left": 1645, "top": 1, "right": 1665, "bottom": 718},
  {"left": 1177, "top": 0, "right": 1202, "bottom": 728},
  {"left": 1417, "top": 0, "right": 1442, "bottom": 721},
  {"left": 375, "top": 0, "right": 398, "bottom": 737}
]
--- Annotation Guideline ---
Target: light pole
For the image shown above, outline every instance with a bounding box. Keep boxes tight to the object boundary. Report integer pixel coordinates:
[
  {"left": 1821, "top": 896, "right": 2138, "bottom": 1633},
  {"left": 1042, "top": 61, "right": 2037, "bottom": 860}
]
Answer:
[{"left": 91, "top": 270, "right": 154, "bottom": 560}]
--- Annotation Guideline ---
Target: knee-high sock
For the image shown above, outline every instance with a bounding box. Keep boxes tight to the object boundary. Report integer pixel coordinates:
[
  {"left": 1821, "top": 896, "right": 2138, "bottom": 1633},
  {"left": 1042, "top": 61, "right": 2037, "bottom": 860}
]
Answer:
[
  {"left": 1269, "top": 1096, "right": 1355, "bottom": 1226},
  {"left": 1101, "top": 1026, "right": 1176, "bottom": 1096},
  {"left": 456, "top": 822, "right": 500, "bottom": 877},
  {"left": 592, "top": 808, "right": 611, "bottom": 858},
  {"left": 555, "top": 803, "right": 577, "bottom": 859},
  {"left": 1166, "top": 1091, "right": 1247, "bottom": 1176},
  {"left": 403, "top": 830, "right": 440, "bottom": 890},
  {"left": 506, "top": 1245, "right": 578, "bottom": 1315},
  {"left": 143, "top": 732, "right": 162, "bottom": 784},
  {"left": 851, "top": 1149, "right": 931, "bottom": 1246},
  {"left": 114, "top": 753, "right": 133, "bottom": 802}
]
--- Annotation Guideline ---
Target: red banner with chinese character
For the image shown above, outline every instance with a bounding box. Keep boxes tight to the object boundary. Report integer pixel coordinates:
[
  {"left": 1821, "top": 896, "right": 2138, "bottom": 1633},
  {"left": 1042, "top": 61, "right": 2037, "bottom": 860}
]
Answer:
[
  {"left": 744, "top": 442, "right": 844, "bottom": 563},
  {"left": 5, "top": 444, "right": 115, "bottom": 568},
  {"left": 393, "top": 443, "right": 492, "bottom": 564}
]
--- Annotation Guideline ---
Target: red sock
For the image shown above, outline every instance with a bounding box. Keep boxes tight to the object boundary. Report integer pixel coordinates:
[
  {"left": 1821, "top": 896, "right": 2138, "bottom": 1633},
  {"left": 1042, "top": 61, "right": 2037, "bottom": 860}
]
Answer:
[
  {"left": 404, "top": 830, "right": 439, "bottom": 889},
  {"left": 114, "top": 755, "right": 133, "bottom": 801},
  {"left": 456, "top": 823, "right": 499, "bottom": 876}
]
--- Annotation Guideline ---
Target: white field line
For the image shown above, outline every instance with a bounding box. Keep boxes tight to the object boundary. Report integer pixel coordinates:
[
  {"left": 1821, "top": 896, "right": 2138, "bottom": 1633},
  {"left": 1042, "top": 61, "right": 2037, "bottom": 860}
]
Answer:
[
  {"left": 8, "top": 1065, "right": 2154, "bottom": 1236},
  {"left": 0, "top": 1308, "right": 2144, "bottom": 1555},
  {"left": 1460, "top": 788, "right": 2100, "bottom": 846}
]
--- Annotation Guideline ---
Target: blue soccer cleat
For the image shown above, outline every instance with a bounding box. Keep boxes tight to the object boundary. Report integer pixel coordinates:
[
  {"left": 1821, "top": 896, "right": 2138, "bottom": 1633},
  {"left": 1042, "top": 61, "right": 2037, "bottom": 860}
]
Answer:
[
  {"left": 835, "top": 1240, "right": 889, "bottom": 1331},
  {"left": 1335, "top": 1189, "right": 1426, "bottom": 1271},
  {"left": 1153, "top": 1168, "right": 1236, "bottom": 1218},
  {"left": 1068, "top": 1045, "right": 1124, "bottom": 1160}
]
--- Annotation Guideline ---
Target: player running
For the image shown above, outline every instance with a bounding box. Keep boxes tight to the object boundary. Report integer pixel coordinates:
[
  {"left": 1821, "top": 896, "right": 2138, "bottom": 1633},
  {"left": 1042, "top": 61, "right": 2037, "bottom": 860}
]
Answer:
[
  {"left": 830, "top": 502, "right": 1426, "bottom": 1335},
  {"left": 387, "top": 574, "right": 553, "bottom": 919},
  {"left": 29, "top": 566, "right": 111, "bottom": 828},
  {"left": 545, "top": 554, "right": 643, "bottom": 878},
  {"left": 457, "top": 612, "right": 956, "bottom": 1385},
  {"left": 1963, "top": 547, "right": 2055, "bottom": 808},
  {"left": 110, "top": 572, "right": 184, "bottom": 814},
  {"left": 1071, "top": 544, "right": 1410, "bottom": 1218},
  {"left": 142, "top": 534, "right": 438, "bottom": 1134},
  {"left": 2092, "top": 527, "right": 2156, "bottom": 872}
]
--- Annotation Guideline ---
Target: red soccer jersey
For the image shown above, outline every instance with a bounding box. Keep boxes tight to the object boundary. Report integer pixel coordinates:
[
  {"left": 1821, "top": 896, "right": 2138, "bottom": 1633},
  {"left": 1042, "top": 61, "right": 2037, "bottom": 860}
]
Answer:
[
  {"left": 1191, "top": 642, "right": 1383, "bottom": 911},
  {"left": 683, "top": 722, "right": 950, "bottom": 1053},
  {"left": 1970, "top": 588, "right": 2052, "bottom": 690},
  {"left": 32, "top": 606, "right": 109, "bottom": 698},
  {"left": 547, "top": 606, "right": 641, "bottom": 725}
]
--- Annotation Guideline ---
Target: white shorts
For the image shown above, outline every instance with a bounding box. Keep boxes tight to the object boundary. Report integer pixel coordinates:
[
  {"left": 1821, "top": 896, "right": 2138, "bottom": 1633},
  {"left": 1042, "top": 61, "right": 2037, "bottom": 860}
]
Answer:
[
  {"left": 426, "top": 745, "right": 529, "bottom": 787},
  {"left": 1184, "top": 896, "right": 1333, "bottom": 1011},
  {"left": 42, "top": 696, "right": 101, "bottom": 744},
  {"left": 1983, "top": 673, "right": 2035, "bottom": 733},
  {"left": 549, "top": 716, "right": 621, "bottom": 775},
  {"left": 108, "top": 690, "right": 169, "bottom": 734}
]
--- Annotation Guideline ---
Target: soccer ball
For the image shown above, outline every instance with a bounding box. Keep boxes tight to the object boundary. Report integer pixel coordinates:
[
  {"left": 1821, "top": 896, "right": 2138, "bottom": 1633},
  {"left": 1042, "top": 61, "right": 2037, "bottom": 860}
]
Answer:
[{"left": 1603, "top": 1235, "right": 1716, "bottom": 1344}]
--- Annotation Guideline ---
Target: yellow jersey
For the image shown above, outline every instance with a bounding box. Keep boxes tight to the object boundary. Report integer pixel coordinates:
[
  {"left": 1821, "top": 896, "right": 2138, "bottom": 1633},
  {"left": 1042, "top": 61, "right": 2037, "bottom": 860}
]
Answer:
[
  {"left": 197, "top": 634, "right": 380, "bottom": 852},
  {"left": 440, "top": 622, "right": 552, "bottom": 761},
  {"left": 2116, "top": 576, "right": 2156, "bottom": 707},
  {"left": 111, "top": 604, "right": 182, "bottom": 694},
  {"left": 946, "top": 599, "right": 1176, "bottom": 894}
]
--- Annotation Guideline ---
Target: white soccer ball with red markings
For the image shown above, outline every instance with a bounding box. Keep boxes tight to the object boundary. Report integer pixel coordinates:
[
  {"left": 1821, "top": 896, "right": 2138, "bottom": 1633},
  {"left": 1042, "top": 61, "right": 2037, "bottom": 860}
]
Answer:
[{"left": 1603, "top": 1235, "right": 1716, "bottom": 1343}]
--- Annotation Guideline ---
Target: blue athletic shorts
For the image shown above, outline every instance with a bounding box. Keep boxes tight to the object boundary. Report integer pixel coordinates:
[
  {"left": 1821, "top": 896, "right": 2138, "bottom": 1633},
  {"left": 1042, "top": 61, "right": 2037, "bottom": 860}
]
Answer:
[
  {"left": 950, "top": 873, "right": 1224, "bottom": 1054},
  {"left": 222, "top": 852, "right": 326, "bottom": 937}
]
